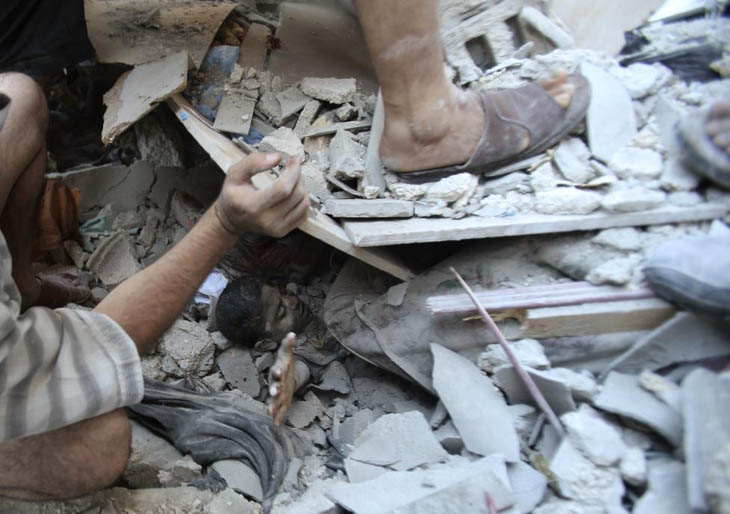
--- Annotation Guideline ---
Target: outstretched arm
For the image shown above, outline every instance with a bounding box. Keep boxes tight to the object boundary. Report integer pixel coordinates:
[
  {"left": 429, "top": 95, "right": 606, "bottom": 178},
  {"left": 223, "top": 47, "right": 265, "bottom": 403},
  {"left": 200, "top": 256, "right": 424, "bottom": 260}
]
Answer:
[{"left": 93, "top": 153, "right": 310, "bottom": 355}]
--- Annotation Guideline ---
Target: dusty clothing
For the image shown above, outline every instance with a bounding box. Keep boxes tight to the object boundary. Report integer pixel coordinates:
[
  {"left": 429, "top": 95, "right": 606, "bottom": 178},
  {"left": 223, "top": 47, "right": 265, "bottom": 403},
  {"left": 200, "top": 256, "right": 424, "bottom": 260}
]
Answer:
[
  {"left": 0, "top": 231, "right": 142, "bottom": 442},
  {"left": 0, "top": 0, "right": 95, "bottom": 76}
]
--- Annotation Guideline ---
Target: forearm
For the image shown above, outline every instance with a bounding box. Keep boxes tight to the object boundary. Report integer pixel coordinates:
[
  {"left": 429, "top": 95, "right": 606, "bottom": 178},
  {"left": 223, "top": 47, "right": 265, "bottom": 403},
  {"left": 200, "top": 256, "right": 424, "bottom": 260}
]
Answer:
[{"left": 94, "top": 206, "right": 237, "bottom": 355}]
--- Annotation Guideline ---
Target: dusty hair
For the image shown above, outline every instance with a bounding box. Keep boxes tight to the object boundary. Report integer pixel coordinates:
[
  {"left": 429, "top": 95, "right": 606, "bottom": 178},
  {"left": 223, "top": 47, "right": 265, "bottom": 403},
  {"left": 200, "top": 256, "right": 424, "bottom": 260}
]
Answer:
[{"left": 216, "top": 276, "right": 266, "bottom": 346}]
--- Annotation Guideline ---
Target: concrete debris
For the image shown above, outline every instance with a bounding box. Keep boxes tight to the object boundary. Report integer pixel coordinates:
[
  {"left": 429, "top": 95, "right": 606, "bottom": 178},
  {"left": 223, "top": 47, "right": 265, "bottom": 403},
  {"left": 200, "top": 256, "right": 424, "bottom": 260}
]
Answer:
[
  {"left": 217, "top": 346, "right": 260, "bottom": 397},
  {"left": 494, "top": 364, "right": 577, "bottom": 415},
  {"left": 211, "top": 460, "right": 264, "bottom": 502},
  {"left": 293, "top": 99, "right": 321, "bottom": 137},
  {"left": 681, "top": 368, "right": 730, "bottom": 513},
  {"left": 633, "top": 459, "right": 690, "bottom": 514},
  {"left": 535, "top": 188, "right": 602, "bottom": 215},
  {"left": 324, "top": 198, "right": 413, "bottom": 218},
  {"left": 530, "top": 161, "right": 563, "bottom": 192},
  {"left": 424, "top": 173, "right": 479, "bottom": 204},
  {"left": 592, "top": 227, "right": 642, "bottom": 251},
  {"left": 258, "top": 127, "right": 305, "bottom": 160},
  {"left": 286, "top": 391, "right": 326, "bottom": 429},
  {"left": 433, "top": 420, "right": 464, "bottom": 454},
  {"left": 608, "top": 147, "right": 664, "bottom": 180},
  {"left": 553, "top": 138, "right": 595, "bottom": 184},
  {"left": 335, "top": 103, "right": 357, "bottom": 121},
  {"left": 348, "top": 411, "right": 447, "bottom": 471},
  {"left": 64, "top": 240, "right": 88, "bottom": 269},
  {"left": 327, "top": 456, "right": 515, "bottom": 514},
  {"left": 519, "top": 7, "right": 575, "bottom": 49},
  {"left": 533, "top": 499, "right": 605, "bottom": 514},
  {"left": 300, "top": 77, "right": 357, "bottom": 104},
  {"left": 539, "top": 368, "right": 599, "bottom": 402},
  {"left": 582, "top": 61, "right": 637, "bottom": 163},
  {"left": 344, "top": 458, "right": 387, "bottom": 483},
  {"left": 86, "top": 231, "right": 140, "bottom": 286},
  {"left": 585, "top": 255, "right": 642, "bottom": 285},
  {"left": 329, "top": 129, "right": 366, "bottom": 180},
  {"left": 276, "top": 86, "right": 311, "bottom": 120},
  {"left": 639, "top": 369, "right": 681, "bottom": 411},
  {"left": 315, "top": 361, "right": 352, "bottom": 395},
  {"left": 594, "top": 372, "right": 683, "bottom": 446},
  {"left": 388, "top": 182, "right": 427, "bottom": 201},
  {"left": 660, "top": 157, "right": 701, "bottom": 191},
  {"left": 335, "top": 408, "right": 374, "bottom": 448},
  {"left": 601, "top": 188, "right": 666, "bottom": 213},
  {"left": 619, "top": 446, "right": 647, "bottom": 487},
  {"left": 159, "top": 320, "right": 215, "bottom": 378},
  {"left": 482, "top": 172, "right": 531, "bottom": 195},
  {"left": 506, "top": 460, "right": 548, "bottom": 513},
  {"left": 479, "top": 338, "right": 550, "bottom": 373},
  {"left": 562, "top": 404, "right": 628, "bottom": 467},
  {"left": 613, "top": 62, "right": 671, "bottom": 100},
  {"left": 431, "top": 344, "right": 520, "bottom": 461}
]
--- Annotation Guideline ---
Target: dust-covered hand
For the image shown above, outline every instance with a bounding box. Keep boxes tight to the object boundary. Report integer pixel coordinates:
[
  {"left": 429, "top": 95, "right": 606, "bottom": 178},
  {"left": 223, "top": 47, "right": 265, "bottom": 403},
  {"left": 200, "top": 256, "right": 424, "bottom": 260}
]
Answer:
[{"left": 213, "top": 153, "right": 310, "bottom": 238}]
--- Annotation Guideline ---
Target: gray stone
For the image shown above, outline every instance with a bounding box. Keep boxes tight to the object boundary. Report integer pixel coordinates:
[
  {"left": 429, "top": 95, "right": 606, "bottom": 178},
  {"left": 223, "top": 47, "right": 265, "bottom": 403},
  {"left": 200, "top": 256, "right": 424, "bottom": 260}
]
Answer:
[
  {"left": 494, "top": 365, "right": 576, "bottom": 415},
  {"left": 614, "top": 62, "right": 671, "bottom": 99},
  {"left": 506, "top": 461, "right": 548, "bottom": 514},
  {"left": 582, "top": 62, "right": 637, "bottom": 163},
  {"left": 594, "top": 372, "right": 683, "bottom": 446},
  {"left": 336, "top": 408, "right": 374, "bottom": 447},
  {"left": 433, "top": 420, "right": 464, "bottom": 454},
  {"left": 660, "top": 157, "right": 701, "bottom": 191},
  {"left": 592, "top": 227, "right": 642, "bottom": 251},
  {"left": 202, "top": 371, "right": 227, "bottom": 391},
  {"left": 276, "top": 86, "right": 310, "bottom": 120},
  {"left": 553, "top": 138, "right": 595, "bottom": 184},
  {"left": 562, "top": 404, "right": 628, "bottom": 466},
  {"left": 324, "top": 198, "right": 413, "bottom": 218},
  {"left": 482, "top": 172, "right": 530, "bottom": 195},
  {"left": 329, "top": 129, "right": 365, "bottom": 180},
  {"left": 335, "top": 103, "right": 357, "bottom": 121},
  {"left": 300, "top": 77, "right": 356, "bottom": 104},
  {"left": 211, "top": 460, "right": 263, "bottom": 501},
  {"left": 431, "top": 344, "right": 520, "bottom": 461},
  {"left": 549, "top": 438, "right": 625, "bottom": 509},
  {"left": 586, "top": 255, "right": 642, "bottom": 286},
  {"left": 87, "top": 231, "right": 139, "bottom": 287},
  {"left": 535, "top": 188, "right": 602, "bottom": 215},
  {"left": 217, "top": 346, "right": 260, "bottom": 396},
  {"left": 256, "top": 91, "right": 282, "bottom": 123},
  {"left": 608, "top": 147, "right": 664, "bottom": 179},
  {"left": 667, "top": 191, "right": 703, "bottom": 206},
  {"left": 539, "top": 368, "right": 599, "bottom": 402},
  {"left": 315, "top": 361, "right": 352, "bottom": 394},
  {"left": 424, "top": 173, "right": 479, "bottom": 204},
  {"left": 344, "top": 458, "right": 387, "bottom": 483},
  {"left": 327, "top": 456, "right": 515, "bottom": 514},
  {"left": 518, "top": 6, "right": 575, "bottom": 48},
  {"left": 64, "top": 240, "right": 88, "bottom": 269},
  {"left": 530, "top": 162, "right": 562, "bottom": 192},
  {"left": 388, "top": 182, "right": 427, "bottom": 201},
  {"left": 619, "top": 446, "right": 647, "bottom": 487},
  {"left": 293, "top": 99, "right": 321, "bottom": 137},
  {"left": 633, "top": 460, "right": 690, "bottom": 514},
  {"left": 682, "top": 368, "right": 730, "bottom": 512},
  {"left": 479, "top": 339, "right": 549, "bottom": 373},
  {"left": 259, "top": 127, "right": 305, "bottom": 160},
  {"left": 601, "top": 188, "right": 666, "bottom": 213},
  {"left": 160, "top": 320, "right": 215, "bottom": 378},
  {"left": 348, "top": 411, "right": 447, "bottom": 471},
  {"left": 286, "top": 391, "right": 326, "bottom": 429}
]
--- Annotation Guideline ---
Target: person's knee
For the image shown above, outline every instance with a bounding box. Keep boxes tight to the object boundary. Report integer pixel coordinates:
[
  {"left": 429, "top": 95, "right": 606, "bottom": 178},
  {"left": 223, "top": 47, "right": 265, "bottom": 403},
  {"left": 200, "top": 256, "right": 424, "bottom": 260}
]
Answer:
[{"left": 0, "top": 72, "right": 48, "bottom": 145}]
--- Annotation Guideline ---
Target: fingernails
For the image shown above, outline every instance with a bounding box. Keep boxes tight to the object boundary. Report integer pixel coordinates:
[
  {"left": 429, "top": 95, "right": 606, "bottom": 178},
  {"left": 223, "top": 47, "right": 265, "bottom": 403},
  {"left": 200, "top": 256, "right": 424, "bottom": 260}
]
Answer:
[{"left": 265, "top": 153, "right": 279, "bottom": 163}]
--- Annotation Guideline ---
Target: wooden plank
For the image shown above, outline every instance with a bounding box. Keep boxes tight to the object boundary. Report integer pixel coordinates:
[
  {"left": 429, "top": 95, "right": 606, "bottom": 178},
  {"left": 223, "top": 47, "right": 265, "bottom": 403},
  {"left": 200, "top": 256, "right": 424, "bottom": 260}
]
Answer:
[
  {"left": 238, "top": 23, "right": 270, "bottom": 70},
  {"left": 213, "top": 92, "right": 256, "bottom": 135},
  {"left": 343, "top": 204, "right": 728, "bottom": 246},
  {"left": 363, "top": 90, "right": 386, "bottom": 193},
  {"left": 522, "top": 298, "right": 676, "bottom": 339},
  {"left": 303, "top": 119, "right": 372, "bottom": 138},
  {"left": 167, "top": 94, "right": 415, "bottom": 281}
]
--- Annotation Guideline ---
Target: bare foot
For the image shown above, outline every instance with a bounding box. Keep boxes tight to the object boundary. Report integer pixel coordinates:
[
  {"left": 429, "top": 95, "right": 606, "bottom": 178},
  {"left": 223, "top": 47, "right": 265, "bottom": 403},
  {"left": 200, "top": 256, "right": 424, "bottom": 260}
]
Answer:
[
  {"left": 707, "top": 100, "right": 730, "bottom": 156},
  {"left": 380, "top": 72, "right": 576, "bottom": 173}
]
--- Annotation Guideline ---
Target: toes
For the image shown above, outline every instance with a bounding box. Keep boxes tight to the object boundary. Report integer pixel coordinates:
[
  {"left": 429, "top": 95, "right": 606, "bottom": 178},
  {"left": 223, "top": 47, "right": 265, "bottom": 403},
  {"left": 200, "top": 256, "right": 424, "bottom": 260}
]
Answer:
[{"left": 539, "top": 69, "right": 568, "bottom": 89}]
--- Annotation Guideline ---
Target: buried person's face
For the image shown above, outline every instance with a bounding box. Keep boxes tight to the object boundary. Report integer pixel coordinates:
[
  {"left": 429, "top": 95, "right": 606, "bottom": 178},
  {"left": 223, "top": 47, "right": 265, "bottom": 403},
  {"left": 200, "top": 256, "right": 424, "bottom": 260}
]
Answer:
[{"left": 260, "top": 284, "right": 311, "bottom": 341}]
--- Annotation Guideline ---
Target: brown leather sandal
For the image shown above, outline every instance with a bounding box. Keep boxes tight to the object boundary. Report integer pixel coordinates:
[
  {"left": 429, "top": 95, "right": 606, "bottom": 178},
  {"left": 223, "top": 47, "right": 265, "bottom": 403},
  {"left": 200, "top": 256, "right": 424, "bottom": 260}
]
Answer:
[{"left": 394, "top": 73, "right": 591, "bottom": 183}]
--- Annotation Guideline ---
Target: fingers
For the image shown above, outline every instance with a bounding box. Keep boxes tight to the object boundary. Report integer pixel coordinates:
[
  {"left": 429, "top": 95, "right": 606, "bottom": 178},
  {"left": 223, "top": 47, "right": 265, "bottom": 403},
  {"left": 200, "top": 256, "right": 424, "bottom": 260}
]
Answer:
[
  {"left": 227, "top": 153, "right": 281, "bottom": 184},
  {"left": 256, "top": 156, "right": 303, "bottom": 209}
]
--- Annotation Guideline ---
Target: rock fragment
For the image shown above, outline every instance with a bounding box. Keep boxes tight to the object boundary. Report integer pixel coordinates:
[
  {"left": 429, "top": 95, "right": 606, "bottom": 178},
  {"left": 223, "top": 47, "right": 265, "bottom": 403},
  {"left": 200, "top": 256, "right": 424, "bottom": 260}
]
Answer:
[
  {"left": 87, "top": 231, "right": 140, "bottom": 287},
  {"left": 553, "top": 138, "right": 595, "bottom": 183},
  {"left": 506, "top": 461, "right": 548, "bottom": 513},
  {"left": 217, "top": 346, "right": 260, "bottom": 397},
  {"left": 592, "top": 227, "right": 642, "bottom": 251},
  {"left": 159, "top": 320, "right": 215, "bottom": 378},
  {"left": 424, "top": 173, "right": 479, "bottom": 204},
  {"left": 661, "top": 157, "right": 701, "bottom": 191},
  {"left": 329, "top": 129, "right": 366, "bottom": 180},
  {"left": 613, "top": 62, "right": 671, "bottom": 99},
  {"left": 534, "top": 188, "right": 602, "bottom": 215},
  {"left": 539, "top": 368, "right": 599, "bottom": 401},
  {"left": 586, "top": 255, "right": 642, "bottom": 285},
  {"left": 562, "top": 404, "right": 628, "bottom": 466},
  {"left": 211, "top": 460, "right": 264, "bottom": 502},
  {"left": 482, "top": 172, "right": 530, "bottom": 195},
  {"left": 258, "top": 127, "right": 305, "bottom": 160},
  {"left": 276, "top": 86, "right": 310, "bottom": 120},
  {"left": 494, "top": 365, "right": 576, "bottom": 415},
  {"left": 479, "top": 339, "right": 549, "bottom": 373},
  {"left": 619, "top": 446, "right": 647, "bottom": 487},
  {"left": 633, "top": 459, "right": 690, "bottom": 514},
  {"left": 316, "top": 360, "right": 352, "bottom": 394},
  {"left": 608, "top": 147, "right": 663, "bottom": 179},
  {"left": 601, "top": 188, "right": 666, "bottom": 213},
  {"left": 286, "top": 391, "right": 326, "bottom": 429},
  {"left": 300, "top": 77, "right": 356, "bottom": 104}
]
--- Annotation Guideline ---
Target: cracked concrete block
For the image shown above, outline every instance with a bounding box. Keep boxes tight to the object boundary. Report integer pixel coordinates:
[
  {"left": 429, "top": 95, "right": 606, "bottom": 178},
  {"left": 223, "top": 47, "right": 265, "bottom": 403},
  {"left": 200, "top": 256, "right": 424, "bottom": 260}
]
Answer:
[
  {"left": 87, "top": 231, "right": 140, "bottom": 287},
  {"left": 286, "top": 391, "right": 326, "bottom": 429},
  {"left": 324, "top": 198, "right": 413, "bottom": 218},
  {"left": 277, "top": 86, "right": 310, "bottom": 121},
  {"left": 479, "top": 339, "right": 550, "bottom": 374},
  {"left": 300, "top": 77, "right": 356, "bottom": 104},
  {"left": 586, "top": 255, "right": 642, "bottom": 286},
  {"left": 539, "top": 368, "right": 599, "bottom": 402},
  {"left": 293, "top": 99, "right": 321, "bottom": 138},
  {"left": 660, "top": 157, "right": 701, "bottom": 191},
  {"left": 592, "top": 227, "right": 642, "bottom": 251},
  {"left": 518, "top": 7, "right": 575, "bottom": 49},
  {"left": 259, "top": 127, "right": 305, "bottom": 160},
  {"left": 619, "top": 446, "right": 647, "bottom": 487},
  {"left": 217, "top": 346, "right": 259, "bottom": 397},
  {"left": 553, "top": 138, "right": 595, "bottom": 184},
  {"left": 562, "top": 404, "right": 628, "bottom": 466},
  {"left": 535, "top": 188, "right": 602, "bottom": 215},
  {"left": 159, "top": 320, "right": 215, "bottom": 378},
  {"left": 507, "top": 461, "right": 548, "bottom": 514},
  {"left": 608, "top": 147, "right": 663, "bottom": 179},
  {"left": 633, "top": 459, "right": 690, "bottom": 514},
  {"left": 493, "top": 365, "right": 577, "bottom": 416},
  {"left": 425, "top": 173, "right": 479, "bottom": 205},
  {"left": 601, "top": 187, "right": 666, "bottom": 213},
  {"left": 328, "top": 129, "right": 365, "bottom": 180},
  {"left": 211, "top": 460, "right": 263, "bottom": 502}
]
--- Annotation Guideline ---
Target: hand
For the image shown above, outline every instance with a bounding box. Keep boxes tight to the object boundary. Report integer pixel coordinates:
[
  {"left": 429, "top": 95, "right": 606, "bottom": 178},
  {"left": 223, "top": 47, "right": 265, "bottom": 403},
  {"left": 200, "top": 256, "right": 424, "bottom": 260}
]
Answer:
[
  {"left": 213, "top": 153, "right": 310, "bottom": 238},
  {"left": 268, "top": 332, "right": 297, "bottom": 426}
]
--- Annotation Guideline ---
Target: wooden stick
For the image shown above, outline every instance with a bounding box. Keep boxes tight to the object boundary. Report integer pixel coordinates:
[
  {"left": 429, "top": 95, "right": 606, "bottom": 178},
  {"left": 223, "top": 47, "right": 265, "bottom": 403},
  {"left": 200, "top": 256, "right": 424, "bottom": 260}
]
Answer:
[{"left": 450, "top": 267, "right": 566, "bottom": 438}]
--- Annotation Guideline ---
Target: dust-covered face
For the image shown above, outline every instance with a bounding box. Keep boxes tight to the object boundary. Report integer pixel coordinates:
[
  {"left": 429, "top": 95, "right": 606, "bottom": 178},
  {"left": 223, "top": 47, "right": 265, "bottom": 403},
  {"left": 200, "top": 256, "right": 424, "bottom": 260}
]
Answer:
[{"left": 260, "top": 284, "right": 310, "bottom": 340}]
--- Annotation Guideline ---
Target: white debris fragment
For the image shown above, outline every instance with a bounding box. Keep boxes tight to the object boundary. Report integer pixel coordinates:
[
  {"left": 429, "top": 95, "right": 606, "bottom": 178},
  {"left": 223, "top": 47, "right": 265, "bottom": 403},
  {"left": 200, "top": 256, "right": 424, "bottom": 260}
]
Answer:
[
  {"left": 539, "top": 368, "right": 599, "bottom": 401},
  {"left": 586, "top": 255, "right": 642, "bottom": 285},
  {"left": 159, "top": 320, "right": 215, "bottom": 378},
  {"left": 608, "top": 147, "right": 664, "bottom": 179},
  {"left": 562, "top": 404, "right": 628, "bottom": 467},
  {"left": 613, "top": 62, "right": 671, "bottom": 99},
  {"left": 329, "top": 129, "right": 366, "bottom": 180},
  {"left": 259, "top": 127, "right": 305, "bottom": 159},
  {"left": 479, "top": 339, "right": 550, "bottom": 373},
  {"left": 553, "top": 138, "right": 595, "bottom": 184},
  {"left": 601, "top": 188, "right": 666, "bottom": 213},
  {"left": 535, "top": 188, "right": 602, "bottom": 215},
  {"left": 425, "top": 173, "right": 479, "bottom": 204},
  {"left": 300, "top": 77, "right": 356, "bottom": 104},
  {"left": 592, "top": 227, "right": 642, "bottom": 251},
  {"left": 620, "top": 447, "right": 648, "bottom": 487}
]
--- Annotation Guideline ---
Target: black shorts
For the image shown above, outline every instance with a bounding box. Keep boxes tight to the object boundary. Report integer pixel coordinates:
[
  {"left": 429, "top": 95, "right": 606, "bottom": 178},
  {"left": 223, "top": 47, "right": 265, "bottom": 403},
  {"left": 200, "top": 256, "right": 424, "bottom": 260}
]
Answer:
[{"left": 0, "top": 0, "right": 95, "bottom": 76}]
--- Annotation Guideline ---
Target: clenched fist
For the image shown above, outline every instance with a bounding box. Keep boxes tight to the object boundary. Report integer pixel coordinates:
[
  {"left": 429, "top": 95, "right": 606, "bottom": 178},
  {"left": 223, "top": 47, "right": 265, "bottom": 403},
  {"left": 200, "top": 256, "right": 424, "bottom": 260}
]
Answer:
[{"left": 213, "top": 153, "right": 310, "bottom": 238}]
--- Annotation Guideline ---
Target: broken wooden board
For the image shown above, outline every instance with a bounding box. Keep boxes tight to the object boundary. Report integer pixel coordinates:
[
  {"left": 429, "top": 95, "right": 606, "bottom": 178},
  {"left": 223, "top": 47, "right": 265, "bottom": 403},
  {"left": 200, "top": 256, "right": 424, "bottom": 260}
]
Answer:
[
  {"left": 213, "top": 92, "right": 256, "bottom": 135},
  {"left": 343, "top": 204, "right": 728, "bottom": 246},
  {"left": 267, "top": 2, "right": 378, "bottom": 95},
  {"left": 303, "top": 119, "right": 372, "bottom": 138},
  {"left": 85, "top": 0, "right": 236, "bottom": 68},
  {"left": 167, "top": 94, "right": 414, "bottom": 281},
  {"left": 102, "top": 51, "right": 190, "bottom": 144},
  {"left": 238, "top": 23, "right": 270, "bottom": 70}
]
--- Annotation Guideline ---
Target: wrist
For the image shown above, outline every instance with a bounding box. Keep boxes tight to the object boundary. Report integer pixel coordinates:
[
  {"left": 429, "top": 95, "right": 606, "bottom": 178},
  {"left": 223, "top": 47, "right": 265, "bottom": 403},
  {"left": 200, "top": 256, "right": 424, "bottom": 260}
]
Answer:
[
  {"left": 212, "top": 201, "right": 240, "bottom": 236},
  {"left": 207, "top": 203, "right": 241, "bottom": 247}
]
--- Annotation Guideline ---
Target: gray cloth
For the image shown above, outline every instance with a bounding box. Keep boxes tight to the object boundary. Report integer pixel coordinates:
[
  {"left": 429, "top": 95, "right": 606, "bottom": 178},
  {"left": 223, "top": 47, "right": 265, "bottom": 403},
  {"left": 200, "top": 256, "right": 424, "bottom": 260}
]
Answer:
[{"left": 0, "top": 231, "right": 142, "bottom": 442}]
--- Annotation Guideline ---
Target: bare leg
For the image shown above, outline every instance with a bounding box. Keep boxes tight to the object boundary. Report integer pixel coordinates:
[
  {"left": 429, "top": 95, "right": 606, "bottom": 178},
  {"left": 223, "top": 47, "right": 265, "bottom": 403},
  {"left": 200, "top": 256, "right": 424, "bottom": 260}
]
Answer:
[
  {"left": 354, "top": 0, "right": 575, "bottom": 173},
  {"left": 0, "top": 409, "right": 131, "bottom": 500},
  {"left": 707, "top": 100, "right": 730, "bottom": 155}
]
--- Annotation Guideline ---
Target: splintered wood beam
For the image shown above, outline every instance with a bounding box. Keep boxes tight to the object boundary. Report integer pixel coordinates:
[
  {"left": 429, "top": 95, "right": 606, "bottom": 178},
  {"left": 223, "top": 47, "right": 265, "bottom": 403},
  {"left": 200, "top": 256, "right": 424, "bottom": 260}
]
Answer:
[{"left": 167, "top": 94, "right": 414, "bottom": 281}]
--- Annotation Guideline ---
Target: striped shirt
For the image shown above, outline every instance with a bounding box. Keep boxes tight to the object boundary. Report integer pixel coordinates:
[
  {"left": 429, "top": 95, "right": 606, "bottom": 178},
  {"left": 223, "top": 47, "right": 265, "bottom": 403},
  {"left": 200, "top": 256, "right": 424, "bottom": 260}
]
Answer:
[{"left": 0, "top": 232, "right": 143, "bottom": 442}]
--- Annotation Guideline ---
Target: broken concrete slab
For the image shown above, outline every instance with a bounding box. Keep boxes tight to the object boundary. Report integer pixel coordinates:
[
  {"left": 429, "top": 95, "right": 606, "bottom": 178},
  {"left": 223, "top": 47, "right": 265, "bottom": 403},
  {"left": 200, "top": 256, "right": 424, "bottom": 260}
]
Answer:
[
  {"left": 327, "top": 456, "right": 515, "bottom": 514},
  {"left": 681, "top": 368, "right": 730, "bottom": 512},
  {"left": 506, "top": 461, "right": 548, "bottom": 514},
  {"left": 592, "top": 227, "right": 642, "bottom": 251},
  {"left": 603, "top": 312, "right": 730, "bottom": 375},
  {"left": 594, "top": 371, "right": 683, "bottom": 446},
  {"left": 301, "top": 77, "right": 357, "bottom": 104},
  {"left": 608, "top": 147, "right": 664, "bottom": 179},
  {"left": 216, "top": 346, "right": 260, "bottom": 397},
  {"left": 286, "top": 391, "right": 326, "bottom": 429},
  {"left": 277, "top": 86, "right": 311, "bottom": 121},
  {"left": 213, "top": 91, "right": 256, "bottom": 136},
  {"left": 479, "top": 339, "right": 550, "bottom": 374},
  {"left": 102, "top": 51, "right": 189, "bottom": 144},
  {"left": 619, "top": 446, "right": 648, "bottom": 487},
  {"left": 348, "top": 411, "right": 447, "bottom": 471},
  {"left": 293, "top": 99, "right": 321, "bottom": 138},
  {"left": 211, "top": 459, "right": 263, "bottom": 502},
  {"left": 238, "top": 23, "right": 270, "bottom": 71},
  {"left": 539, "top": 368, "right": 599, "bottom": 402},
  {"left": 324, "top": 199, "right": 414, "bottom": 219},
  {"left": 431, "top": 344, "right": 520, "bottom": 461},
  {"left": 87, "top": 231, "right": 139, "bottom": 287},
  {"left": 562, "top": 404, "right": 628, "bottom": 466},
  {"left": 335, "top": 408, "right": 374, "bottom": 448},
  {"left": 582, "top": 62, "right": 637, "bottom": 163},
  {"left": 329, "top": 129, "right": 366, "bottom": 180},
  {"left": 482, "top": 172, "right": 530, "bottom": 195},
  {"left": 258, "top": 127, "right": 305, "bottom": 160},
  {"left": 494, "top": 365, "right": 577, "bottom": 416},
  {"left": 433, "top": 420, "right": 464, "bottom": 454},
  {"left": 602, "top": 187, "right": 666, "bottom": 213},
  {"left": 159, "top": 320, "right": 215, "bottom": 378},
  {"left": 315, "top": 361, "right": 352, "bottom": 395},
  {"left": 425, "top": 173, "right": 479, "bottom": 205},
  {"left": 633, "top": 459, "right": 690, "bottom": 514},
  {"left": 553, "top": 138, "right": 594, "bottom": 184},
  {"left": 534, "top": 188, "right": 602, "bottom": 215},
  {"left": 345, "top": 458, "right": 387, "bottom": 483}
]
